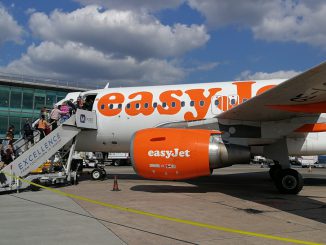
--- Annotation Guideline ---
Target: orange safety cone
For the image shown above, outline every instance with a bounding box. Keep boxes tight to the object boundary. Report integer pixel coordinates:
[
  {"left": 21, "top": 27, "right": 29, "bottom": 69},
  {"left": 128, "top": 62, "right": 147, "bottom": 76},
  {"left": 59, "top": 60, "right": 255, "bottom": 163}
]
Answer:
[{"left": 112, "top": 175, "right": 120, "bottom": 191}]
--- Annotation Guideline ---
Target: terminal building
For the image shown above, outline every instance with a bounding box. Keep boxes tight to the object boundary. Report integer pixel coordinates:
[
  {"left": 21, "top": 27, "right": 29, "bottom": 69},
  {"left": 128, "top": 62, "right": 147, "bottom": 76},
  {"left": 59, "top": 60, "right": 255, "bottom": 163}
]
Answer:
[{"left": 0, "top": 73, "right": 98, "bottom": 139}]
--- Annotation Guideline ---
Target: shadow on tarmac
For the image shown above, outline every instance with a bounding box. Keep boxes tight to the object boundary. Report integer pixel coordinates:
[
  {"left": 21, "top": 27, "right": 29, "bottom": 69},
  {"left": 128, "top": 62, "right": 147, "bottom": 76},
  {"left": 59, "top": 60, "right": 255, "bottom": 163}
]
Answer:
[{"left": 129, "top": 171, "right": 326, "bottom": 224}]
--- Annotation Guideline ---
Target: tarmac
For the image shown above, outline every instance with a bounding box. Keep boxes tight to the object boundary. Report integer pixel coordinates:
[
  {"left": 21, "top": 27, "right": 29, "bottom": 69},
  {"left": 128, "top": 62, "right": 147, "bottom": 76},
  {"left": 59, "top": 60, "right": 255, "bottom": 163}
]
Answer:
[
  {"left": 0, "top": 165, "right": 325, "bottom": 245},
  {"left": 0, "top": 190, "right": 125, "bottom": 245}
]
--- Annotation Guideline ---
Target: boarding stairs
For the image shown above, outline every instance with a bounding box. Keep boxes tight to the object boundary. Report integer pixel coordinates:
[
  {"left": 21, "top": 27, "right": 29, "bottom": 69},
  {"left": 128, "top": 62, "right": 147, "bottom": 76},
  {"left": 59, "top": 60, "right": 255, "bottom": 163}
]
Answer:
[{"left": 0, "top": 109, "right": 97, "bottom": 192}]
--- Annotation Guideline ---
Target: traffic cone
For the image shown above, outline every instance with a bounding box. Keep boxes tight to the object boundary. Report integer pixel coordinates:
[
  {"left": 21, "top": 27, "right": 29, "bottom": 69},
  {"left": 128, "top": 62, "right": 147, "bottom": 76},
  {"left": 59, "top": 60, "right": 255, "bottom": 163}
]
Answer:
[{"left": 112, "top": 175, "right": 120, "bottom": 191}]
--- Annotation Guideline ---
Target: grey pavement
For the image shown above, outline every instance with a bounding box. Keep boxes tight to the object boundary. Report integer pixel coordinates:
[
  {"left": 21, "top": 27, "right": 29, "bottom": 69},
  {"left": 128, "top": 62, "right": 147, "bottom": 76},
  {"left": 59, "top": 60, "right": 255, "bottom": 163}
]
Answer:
[{"left": 0, "top": 190, "right": 126, "bottom": 245}]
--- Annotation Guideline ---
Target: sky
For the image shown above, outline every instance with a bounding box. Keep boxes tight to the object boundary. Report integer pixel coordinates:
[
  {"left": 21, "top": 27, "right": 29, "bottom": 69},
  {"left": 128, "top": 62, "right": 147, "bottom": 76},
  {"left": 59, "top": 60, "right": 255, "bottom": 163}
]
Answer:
[{"left": 0, "top": 0, "right": 325, "bottom": 88}]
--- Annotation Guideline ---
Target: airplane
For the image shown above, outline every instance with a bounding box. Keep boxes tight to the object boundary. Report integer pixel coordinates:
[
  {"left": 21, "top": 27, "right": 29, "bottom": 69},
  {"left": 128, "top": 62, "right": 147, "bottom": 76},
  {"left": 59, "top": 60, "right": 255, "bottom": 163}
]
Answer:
[
  {"left": 59, "top": 60, "right": 325, "bottom": 195},
  {"left": 5, "top": 61, "right": 326, "bottom": 194}
]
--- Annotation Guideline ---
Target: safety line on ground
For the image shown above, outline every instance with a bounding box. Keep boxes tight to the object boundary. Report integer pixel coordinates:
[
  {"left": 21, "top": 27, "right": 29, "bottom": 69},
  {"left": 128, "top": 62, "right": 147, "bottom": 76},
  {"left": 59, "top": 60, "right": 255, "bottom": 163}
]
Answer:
[{"left": 3, "top": 172, "right": 323, "bottom": 245}]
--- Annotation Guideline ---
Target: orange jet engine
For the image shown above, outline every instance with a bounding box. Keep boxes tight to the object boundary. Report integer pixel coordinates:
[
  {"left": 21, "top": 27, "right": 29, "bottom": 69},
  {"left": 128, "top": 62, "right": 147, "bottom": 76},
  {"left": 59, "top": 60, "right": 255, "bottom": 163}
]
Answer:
[{"left": 130, "top": 128, "right": 250, "bottom": 180}]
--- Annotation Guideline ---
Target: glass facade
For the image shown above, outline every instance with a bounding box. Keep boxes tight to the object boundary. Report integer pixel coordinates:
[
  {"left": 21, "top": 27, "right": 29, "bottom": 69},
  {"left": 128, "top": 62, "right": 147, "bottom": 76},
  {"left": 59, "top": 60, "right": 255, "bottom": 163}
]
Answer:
[{"left": 0, "top": 84, "right": 68, "bottom": 139}]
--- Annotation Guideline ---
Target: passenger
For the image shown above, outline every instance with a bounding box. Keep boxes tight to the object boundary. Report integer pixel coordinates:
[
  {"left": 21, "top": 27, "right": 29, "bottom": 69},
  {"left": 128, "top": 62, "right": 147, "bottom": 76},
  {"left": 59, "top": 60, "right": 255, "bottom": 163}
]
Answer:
[
  {"left": 2, "top": 148, "right": 13, "bottom": 166},
  {"left": 37, "top": 115, "right": 49, "bottom": 140},
  {"left": 50, "top": 105, "right": 60, "bottom": 130},
  {"left": 40, "top": 107, "right": 49, "bottom": 122},
  {"left": 67, "top": 99, "right": 76, "bottom": 115},
  {"left": 83, "top": 98, "right": 93, "bottom": 111},
  {"left": 76, "top": 96, "right": 84, "bottom": 110},
  {"left": 1, "top": 134, "right": 14, "bottom": 165},
  {"left": 6, "top": 125, "right": 15, "bottom": 139},
  {"left": 60, "top": 101, "right": 70, "bottom": 123},
  {"left": 23, "top": 119, "right": 34, "bottom": 150}
]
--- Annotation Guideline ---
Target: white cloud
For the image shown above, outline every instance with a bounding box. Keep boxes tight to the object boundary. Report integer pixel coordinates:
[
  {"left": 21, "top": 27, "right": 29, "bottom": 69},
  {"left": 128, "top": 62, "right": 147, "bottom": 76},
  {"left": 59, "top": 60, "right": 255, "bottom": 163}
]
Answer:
[
  {"left": 188, "top": 0, "right": 275, "bottom": 28},
  {"left": 29, "top": 6, "right": 209, "bottom": 60},
  {"left": 0, "top": 5, "right": 210, "bottom": 87},
  {"left": 0, "top": 6, "right": 23, "bottom": 45},
  {"left": 237, "top": 70, "right": 300, "bottom": 80},
  {"left": 25, "top": 8, "right": 36, "bottom": 15},
  {"left": 185, "top": 61, "right": 219, "bottom": 72},
  {"left": 188, "top": 0, "right": 326, "bottom": 49},
  {"left": 74, "top": 0, "right": 185, "bottom": 12},
  {"left": 0, "top": 41, "right": 185, "bottom": 87}
]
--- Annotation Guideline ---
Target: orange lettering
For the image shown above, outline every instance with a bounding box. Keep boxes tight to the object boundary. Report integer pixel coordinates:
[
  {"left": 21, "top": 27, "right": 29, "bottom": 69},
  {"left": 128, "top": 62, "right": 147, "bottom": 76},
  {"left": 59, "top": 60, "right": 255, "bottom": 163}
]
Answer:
[
  {"left": 233, "top": 81, "right": 255, "bottom": 104},
  {"left": 217, "top": 96, "right": 228, "bottom": 111},
  {"left": 256, "top": 85, "right": 276, "bottom": 95},
  {"left": 184, "top": 88, "right": 221, "bottom": 121},
  {"left": 157, "top": 90, "right": 183, "bottom": 115},
  {"left": 97, "top": 93, "right": 124, "bottom": 116},
  {"left": 125, "top": 91, "right": 154, "bottom": 116}
]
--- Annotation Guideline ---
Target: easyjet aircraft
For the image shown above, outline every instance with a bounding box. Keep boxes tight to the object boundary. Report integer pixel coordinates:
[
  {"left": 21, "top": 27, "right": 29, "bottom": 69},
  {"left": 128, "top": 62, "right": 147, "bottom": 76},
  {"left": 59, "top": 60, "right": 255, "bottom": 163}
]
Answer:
[{"left": 66, "top": 61, "right": 326, "bottom": 194}]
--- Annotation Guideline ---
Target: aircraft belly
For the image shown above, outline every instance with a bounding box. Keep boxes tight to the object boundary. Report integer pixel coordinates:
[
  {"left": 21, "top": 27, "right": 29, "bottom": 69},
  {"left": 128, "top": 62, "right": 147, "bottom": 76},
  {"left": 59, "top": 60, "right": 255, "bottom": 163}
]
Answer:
[{"left": 287, "top": 132, "right": 326, "bottom": 155}]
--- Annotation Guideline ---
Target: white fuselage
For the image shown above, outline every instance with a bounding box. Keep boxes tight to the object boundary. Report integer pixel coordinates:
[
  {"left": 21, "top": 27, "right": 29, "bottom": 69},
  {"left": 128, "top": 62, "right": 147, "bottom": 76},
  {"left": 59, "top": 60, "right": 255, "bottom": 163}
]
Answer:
[
  {"left": 73, "top": 79, "right": 326, "bottom": 156},
  {"left": 75, "top": 80, "right": 281, "bottom": 151}
]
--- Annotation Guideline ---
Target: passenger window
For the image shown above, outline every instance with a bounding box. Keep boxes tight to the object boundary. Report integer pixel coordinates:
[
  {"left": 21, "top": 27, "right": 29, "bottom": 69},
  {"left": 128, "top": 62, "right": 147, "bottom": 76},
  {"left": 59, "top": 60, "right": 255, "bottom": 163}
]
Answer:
[
  {"left": 200, "top": 100, "right": 204, "bottom": 107},
  {"left": 230, "top": 99, "right": 236, "bottom": 105},
  {"left": 118, "top": 104, "right": 122, "bottom": 109},
  {"left": 181, "top": 101, "right": 185, "bottom": 107},
  {"left": 109, "top": 104, "right": 114, "bottom": 109},
  {"left": 153, "top": 102, "right": 157, "bottom": 108},
  {"left": 100, "top": 104, "right": 105, "bottom": 109},
  {"left": 190, "top": 101, "right": 194, "bottom": 107},
  {"left": 126, "top": 103, "right": 131, "bottom": 109},
  {"left": 214, "top": 100, "right": 219, "bottom": 106},
  {"left": 171, "top": 102, "right": 176, "bottom": 107},
  {"left": 144, "top": 103, "right": 149, "bottom": 108},
  {"left": 162, "top": 102, "right": 167, "bottom": 108},
  {"left": 136, "top": 103, "right": 140, "bottom": 109}
]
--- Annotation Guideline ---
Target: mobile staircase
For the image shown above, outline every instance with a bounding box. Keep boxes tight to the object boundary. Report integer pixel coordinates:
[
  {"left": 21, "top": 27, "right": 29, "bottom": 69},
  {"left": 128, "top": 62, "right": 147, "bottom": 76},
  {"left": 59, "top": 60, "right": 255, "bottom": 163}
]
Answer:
[{"left": 0, "top": 109, "right": 97, "bottom": 192}]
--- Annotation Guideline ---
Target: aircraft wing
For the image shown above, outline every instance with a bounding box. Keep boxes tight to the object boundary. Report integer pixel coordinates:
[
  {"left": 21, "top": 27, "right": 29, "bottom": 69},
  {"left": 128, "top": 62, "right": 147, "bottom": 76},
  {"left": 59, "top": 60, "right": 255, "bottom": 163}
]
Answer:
[{"left": 218, "top": 61, "right": 326, "bottom": 121}]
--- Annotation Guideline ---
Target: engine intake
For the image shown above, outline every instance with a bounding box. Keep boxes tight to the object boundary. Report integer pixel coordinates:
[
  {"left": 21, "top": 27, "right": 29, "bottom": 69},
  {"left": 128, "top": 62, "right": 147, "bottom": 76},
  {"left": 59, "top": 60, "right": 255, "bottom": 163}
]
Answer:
[{"left": 131, "top": 128, "right": 250, "bottom": 180}]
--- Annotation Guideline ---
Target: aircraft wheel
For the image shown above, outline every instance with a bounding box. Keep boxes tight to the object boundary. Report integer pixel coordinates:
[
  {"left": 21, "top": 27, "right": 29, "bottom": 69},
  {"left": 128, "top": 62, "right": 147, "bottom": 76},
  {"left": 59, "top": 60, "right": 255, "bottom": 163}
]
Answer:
[
  {"left": 274, "top": 169, "right": 303, "bottom": 194},
  {"left": 114, "top": 160, "right": 121, "bottom": 166},
  {"left": 269, "top": 164, "right": 281, "bottom": 180},
  {"left": 91, "top": 168, "right": 103, "bottom": 180}
]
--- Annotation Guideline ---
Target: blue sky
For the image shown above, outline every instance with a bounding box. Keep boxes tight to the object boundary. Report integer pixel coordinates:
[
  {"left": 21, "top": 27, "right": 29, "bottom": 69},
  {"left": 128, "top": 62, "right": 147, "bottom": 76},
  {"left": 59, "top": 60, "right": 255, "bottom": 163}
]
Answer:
[{"left": 0, "top": 0, "right": 325, "bottom": 88}]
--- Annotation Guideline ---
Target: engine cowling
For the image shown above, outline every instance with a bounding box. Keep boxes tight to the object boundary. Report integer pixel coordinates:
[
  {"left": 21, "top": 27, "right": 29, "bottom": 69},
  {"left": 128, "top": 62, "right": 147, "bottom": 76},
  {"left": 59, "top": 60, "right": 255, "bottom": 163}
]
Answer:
[{"left": 130, "top": 128, "right": 250, "bottom": 180}]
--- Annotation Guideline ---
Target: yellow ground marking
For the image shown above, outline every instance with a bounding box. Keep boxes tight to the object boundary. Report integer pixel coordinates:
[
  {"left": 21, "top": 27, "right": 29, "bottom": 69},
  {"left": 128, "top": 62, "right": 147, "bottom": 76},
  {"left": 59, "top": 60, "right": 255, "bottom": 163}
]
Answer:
[{"left": 2, "top": 172, "right": 323, "bottom": 245}]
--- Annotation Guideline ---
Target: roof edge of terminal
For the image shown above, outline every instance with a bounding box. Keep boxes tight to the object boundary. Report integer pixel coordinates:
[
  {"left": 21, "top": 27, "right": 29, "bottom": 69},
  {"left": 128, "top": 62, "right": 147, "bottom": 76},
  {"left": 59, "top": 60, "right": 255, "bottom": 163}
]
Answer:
[{"left": 0, "top": 77, "right": 91, "bottom": 92}]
